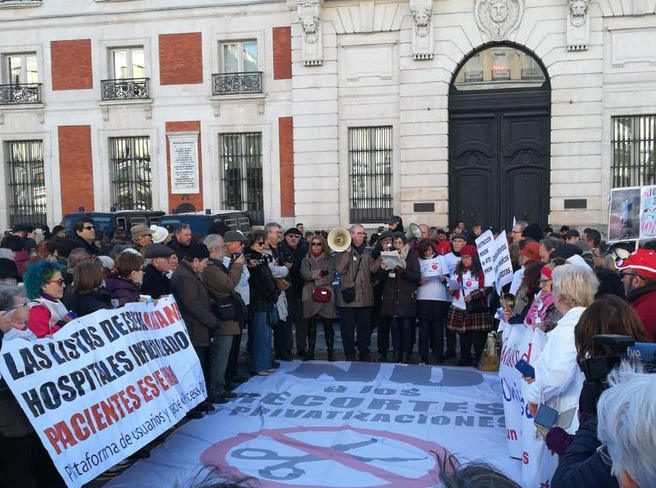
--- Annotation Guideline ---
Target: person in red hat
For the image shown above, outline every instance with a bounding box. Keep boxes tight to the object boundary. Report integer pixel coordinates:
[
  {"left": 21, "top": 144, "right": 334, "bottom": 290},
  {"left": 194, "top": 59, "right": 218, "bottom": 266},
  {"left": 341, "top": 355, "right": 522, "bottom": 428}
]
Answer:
[
  {"left": 446, "top": 244, "right": 493, "bottom": 366},
  {"left": 615, "top": 249, "right": 656, "bottom": 342}
]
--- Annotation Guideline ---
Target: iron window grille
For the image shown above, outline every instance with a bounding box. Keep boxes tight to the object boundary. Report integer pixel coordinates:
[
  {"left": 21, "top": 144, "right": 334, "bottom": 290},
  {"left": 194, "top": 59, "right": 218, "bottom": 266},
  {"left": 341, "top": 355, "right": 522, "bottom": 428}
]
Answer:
[
  {"left": 219, "top": 132, "right": 264, "bottom": 225},
  {"left": 5, "top": 140, "right": 47, "bottom": 227},
  {"left": 464, "top": 70, "right": 484, "bottom": 83},
  {"left": 101, "top": 78, "right": 150, "bottom": 101},
  {"left": 212, "top": 72, "right": 263, "bottom": 95},
  {"left": 348, "top": 127, "right": 393, "bottom": 223},
  {"left": 109, "top": 136, "right": 152, "bottom": 210},
  {"left": 0, "top": 83, "right": 41, "bottom": 104},
  {"left": 491, "top": 68, "right": 511, "bottom": 81},
  {"left": 611, "top": 115, "right": 656, "bottom": 188}
]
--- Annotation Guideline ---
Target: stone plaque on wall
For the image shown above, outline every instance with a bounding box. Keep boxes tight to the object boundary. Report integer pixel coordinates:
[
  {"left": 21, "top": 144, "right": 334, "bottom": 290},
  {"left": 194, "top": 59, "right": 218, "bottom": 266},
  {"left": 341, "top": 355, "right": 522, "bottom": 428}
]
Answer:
[{"left": 169, "top": 132, "right": 199, "bottom": 194}]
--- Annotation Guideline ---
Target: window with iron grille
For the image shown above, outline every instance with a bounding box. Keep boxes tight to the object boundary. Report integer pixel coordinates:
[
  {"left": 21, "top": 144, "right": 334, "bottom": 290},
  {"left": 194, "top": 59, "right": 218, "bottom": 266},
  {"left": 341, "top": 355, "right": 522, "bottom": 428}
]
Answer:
[
  {"left": 219, "top": 132, "right": 264, "bottom": 225},
  {"left": 109, "top": 136, "right": 152, "bottom": 210},
  {"left": 611, "top": 115, "right": 656, "bottom": 187},
  {"left": 349, "top": 126, "right": 393, "bottom": 223},
  {"left": 5, "top": 140, "right": 47, "bottom": 227}
]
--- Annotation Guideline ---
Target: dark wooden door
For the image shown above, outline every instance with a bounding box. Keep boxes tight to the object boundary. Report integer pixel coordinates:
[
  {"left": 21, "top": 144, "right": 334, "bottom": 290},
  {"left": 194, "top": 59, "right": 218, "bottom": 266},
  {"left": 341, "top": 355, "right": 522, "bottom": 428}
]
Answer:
[{"left": 449, "top": 90, "right": 550, "bottom": 230}]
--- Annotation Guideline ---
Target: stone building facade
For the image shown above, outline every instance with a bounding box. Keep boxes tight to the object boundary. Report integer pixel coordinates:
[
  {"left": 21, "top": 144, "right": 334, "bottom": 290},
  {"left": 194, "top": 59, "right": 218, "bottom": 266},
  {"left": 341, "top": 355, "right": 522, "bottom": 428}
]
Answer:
[{"left": 0, "top": 0, "right": 655, "bottom": 234}]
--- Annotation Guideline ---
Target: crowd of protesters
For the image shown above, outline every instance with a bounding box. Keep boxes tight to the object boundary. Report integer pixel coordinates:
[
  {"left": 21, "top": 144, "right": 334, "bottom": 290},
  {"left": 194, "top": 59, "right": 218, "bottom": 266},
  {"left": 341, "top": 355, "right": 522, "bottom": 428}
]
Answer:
[{"left": 0, "top": 216, "right": 655, "bottom": 487}]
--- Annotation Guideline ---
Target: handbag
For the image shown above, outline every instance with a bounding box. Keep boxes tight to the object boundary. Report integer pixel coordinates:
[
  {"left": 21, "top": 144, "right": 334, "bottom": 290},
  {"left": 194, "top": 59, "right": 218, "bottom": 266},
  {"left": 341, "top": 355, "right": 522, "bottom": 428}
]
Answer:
[
  {"left": 466, "top": 297, "right": 488, "bottom": 314},
  {"left": 275, "top": 278, "right": 291, "bottom": 291},
  {"left": 312, "top": 287, "right": 331, "bottom": 303},
  {"left": 479, "top": 331, "right": 500, "bottom": 371},
  {"left": 340, "top": 255, "right": 362, "bottom": 304},
  {"left": 211, "top": 295, "right": 241, "bottom": 321}
]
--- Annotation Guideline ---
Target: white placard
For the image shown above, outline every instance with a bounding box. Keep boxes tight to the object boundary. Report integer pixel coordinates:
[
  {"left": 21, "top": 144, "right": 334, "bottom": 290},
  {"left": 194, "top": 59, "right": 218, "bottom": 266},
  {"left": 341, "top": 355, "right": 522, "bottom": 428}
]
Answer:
[
  {"left": 475, "top": 230, "right": 496, "bottom": 287},
  {"left": 639, "top": 185, "right": 656, "bottom": 240},
  {"left": 169, "top": 133, "right": 200, "bottom": 194},
  {"left": 0, "top": 297, "right": 205, "bottom": 488},
  {"left": 419, "top": 256, "right": 446, "bottom": 278}
]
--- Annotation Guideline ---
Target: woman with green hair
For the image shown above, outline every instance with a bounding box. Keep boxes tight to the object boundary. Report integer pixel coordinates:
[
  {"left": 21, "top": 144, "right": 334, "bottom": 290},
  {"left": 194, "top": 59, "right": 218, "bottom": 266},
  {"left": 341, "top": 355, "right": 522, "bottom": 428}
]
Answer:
[{"left": 23, "top": 260, "right": 73, "bottom": 338}]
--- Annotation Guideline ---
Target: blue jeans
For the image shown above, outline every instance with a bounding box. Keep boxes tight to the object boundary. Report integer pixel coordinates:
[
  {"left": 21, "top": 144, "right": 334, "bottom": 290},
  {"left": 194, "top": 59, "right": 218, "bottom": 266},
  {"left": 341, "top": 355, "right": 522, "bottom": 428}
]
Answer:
[
  {"left": 391, "top": 317, "right": 414, "bottom": 356},
  {"left": 249, "top": 311, "right": 271, "bottom": 373},
  {"left": 209, "top": 335, "right": 233, "bottom": 396}
]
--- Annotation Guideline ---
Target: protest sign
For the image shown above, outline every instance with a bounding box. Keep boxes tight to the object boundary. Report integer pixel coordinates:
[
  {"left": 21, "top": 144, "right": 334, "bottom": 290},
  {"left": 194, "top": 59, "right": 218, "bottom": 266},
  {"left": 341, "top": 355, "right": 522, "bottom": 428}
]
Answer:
[
  {"left": 419, "top": 256, "right": 446, "bottom": 278},
  {"left": 0, "top": 296, "right": 206, "bottom": 488},
  {"left": 475, "top": 230, "right": 495, "bottom": 286},
  {"left": 608, "top": 186, "right": 641, "bottom": 242},
  {"left": 639, "top": 185, "right": 656, "bottom": 240},
  {"left": 474, "top": 230, "right": 513, "bottom": 294}
]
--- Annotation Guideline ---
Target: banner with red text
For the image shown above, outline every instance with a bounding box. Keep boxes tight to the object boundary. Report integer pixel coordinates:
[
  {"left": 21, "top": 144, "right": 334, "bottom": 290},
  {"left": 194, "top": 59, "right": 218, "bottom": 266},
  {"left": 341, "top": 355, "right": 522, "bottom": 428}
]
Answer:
[{"left": 0, "top": 296, "right": 205, "bottom": 488}]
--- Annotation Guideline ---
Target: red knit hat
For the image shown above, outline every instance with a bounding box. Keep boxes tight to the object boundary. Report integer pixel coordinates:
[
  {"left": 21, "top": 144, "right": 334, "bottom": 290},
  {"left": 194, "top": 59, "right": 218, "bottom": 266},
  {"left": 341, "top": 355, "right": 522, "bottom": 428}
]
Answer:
[
  {"left": 520, "top": 242, "right": 540, "bottom": 261},
  {"left": 541, "top": 266, "right": 553, "bottom": 280},
  {"left": 615, "top": 249, "right": 656, "bottom": 279},
  {"left": 460, "top": 245, "right": 478, "bottom": 257}
]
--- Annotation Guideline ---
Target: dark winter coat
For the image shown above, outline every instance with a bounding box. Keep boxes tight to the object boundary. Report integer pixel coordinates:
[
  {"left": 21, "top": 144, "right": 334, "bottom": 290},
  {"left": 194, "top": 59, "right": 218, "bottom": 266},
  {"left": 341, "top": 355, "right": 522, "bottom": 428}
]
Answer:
[
  {"left": 335, "top": 246, "right": 381, "bottom": 308},
  {"left": 66, "top": 289, "right": 113, "bottom": 317},
  {"left": 551, "top": 418, "right": 618, "bottom": 488},
  {"left": 141, "top": 264, "right": 171, "bottom": 299},
  {"left": 170, "top": 261, "right": 218, "bottom": 347},
  {"left": 105, "top": 274, "right": 141, "bottom": 307},
  {"left": 246, "top": 249, "right": 279, "bottom": 313},
  {"left": 168, "top": 238, "right": 191, "bottom": 261},
  {"left": 280, "top": 240, "right": 308, "bottom": 295},
  {"left": 380, "top": 247, "right": 421, "bottom": 318},
  {"left": 69, "top": 234, "right": 100, "bottom": 255}
]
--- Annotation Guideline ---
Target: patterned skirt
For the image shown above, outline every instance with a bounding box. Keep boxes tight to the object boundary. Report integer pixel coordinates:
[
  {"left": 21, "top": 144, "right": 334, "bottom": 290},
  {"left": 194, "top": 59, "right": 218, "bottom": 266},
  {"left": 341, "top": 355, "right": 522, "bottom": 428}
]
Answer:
[{"left": 447, "top": 304, "right": 493, "bottom": 333}]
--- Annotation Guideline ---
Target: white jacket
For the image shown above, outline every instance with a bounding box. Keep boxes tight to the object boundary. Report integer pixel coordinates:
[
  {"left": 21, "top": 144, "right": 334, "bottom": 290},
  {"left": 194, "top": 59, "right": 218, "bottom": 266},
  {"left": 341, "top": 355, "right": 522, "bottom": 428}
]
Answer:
[{"left": 527, "top": 306, "right": 586, "bottom": 432}]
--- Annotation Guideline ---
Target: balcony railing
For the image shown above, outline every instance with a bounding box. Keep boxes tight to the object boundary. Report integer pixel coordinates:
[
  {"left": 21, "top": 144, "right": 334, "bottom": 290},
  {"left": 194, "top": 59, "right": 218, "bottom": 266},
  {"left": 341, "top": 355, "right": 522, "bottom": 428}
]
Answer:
[
  {"left": 101, "top": 78, "right": 150, "bottom": 101},
  {"left": 212, "top": 72, "right": 263, "bottom": 96},
  {"left": 521, "top": 68, "right": 544, "bottom": 81},
  {"left": 0, "top": 83, "right": 42, "bottom": 104},
  {"left": 464, "top": 70, "right": 484, "bottom": 82},
  {"left": 491, "top": 69, "right": 511, "bottom": 81}
]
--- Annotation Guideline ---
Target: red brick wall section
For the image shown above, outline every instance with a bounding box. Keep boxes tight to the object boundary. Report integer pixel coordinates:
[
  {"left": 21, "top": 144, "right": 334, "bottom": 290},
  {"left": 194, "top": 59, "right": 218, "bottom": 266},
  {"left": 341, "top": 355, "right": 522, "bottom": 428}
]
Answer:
[
  {"left": 58, "top": 126, "right": 94, "bottom": 214},
  {"left": 159, "top": 33, "right": 203, "bottom": 85},
  {"left": 166, "top": 121, "right": 203, "bottom": 213},
  {"left": 273, "top": 27, "right": 292, "bottom": 80},
  {"left": 51, "top": 40, "right": 93, "bottom": 90},
  {"left": 279, "top": 117, "right": 295, "bottom": 217}
]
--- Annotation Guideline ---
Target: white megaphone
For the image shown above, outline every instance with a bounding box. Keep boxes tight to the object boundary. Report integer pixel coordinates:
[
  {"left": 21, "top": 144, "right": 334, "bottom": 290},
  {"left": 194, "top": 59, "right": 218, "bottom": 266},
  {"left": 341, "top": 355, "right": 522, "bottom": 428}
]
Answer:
[
  {"left": 327, "top": 227, "right": 352, "bottom": 252},
  {"left": 406, "top": 223, "right": 422, "bottom": 240}
]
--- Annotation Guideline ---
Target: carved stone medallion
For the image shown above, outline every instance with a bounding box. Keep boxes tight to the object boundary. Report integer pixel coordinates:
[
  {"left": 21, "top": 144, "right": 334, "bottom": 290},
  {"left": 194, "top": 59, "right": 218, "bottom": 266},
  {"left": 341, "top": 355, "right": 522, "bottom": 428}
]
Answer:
[{"left": 475, "top": 0, "right": 524, "bottom": 42}]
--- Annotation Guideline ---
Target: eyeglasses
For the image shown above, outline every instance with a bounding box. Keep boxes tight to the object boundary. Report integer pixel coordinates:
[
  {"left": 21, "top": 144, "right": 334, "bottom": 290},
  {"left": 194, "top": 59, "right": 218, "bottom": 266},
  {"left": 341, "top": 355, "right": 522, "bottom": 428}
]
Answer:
[
  {"left": 47, "top": 278, "right": 65, "bottom": 286},
  {"left": 5, "top": 301, "right": 28, "bottom": 313},
  {"left": 311, "top": 242, "right": 322, "bottom": 247},
  {"left": 538, "top": 279, "right": 551, "bottom": 284},
  {"left": 83, "top": 226, "right": 94, "bottom": 230},
  {"left": 287, "top": 235, "right": 301, "bottom": 239},
  {"left": 619, "top": 270, "right": 638, "bottom": 279},
  {"left": 254, "top": 241, "right": 265, "bottom": 246},
  {"left": 596, "top": 444, "right": 612, "bottom": 466}
]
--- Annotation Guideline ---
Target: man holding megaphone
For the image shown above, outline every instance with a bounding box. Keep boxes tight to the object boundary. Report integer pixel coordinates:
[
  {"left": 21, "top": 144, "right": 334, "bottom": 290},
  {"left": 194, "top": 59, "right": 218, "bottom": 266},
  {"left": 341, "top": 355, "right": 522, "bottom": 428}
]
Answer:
[{"left": 334, "top": 224, "right": 382, "bottom": 361}]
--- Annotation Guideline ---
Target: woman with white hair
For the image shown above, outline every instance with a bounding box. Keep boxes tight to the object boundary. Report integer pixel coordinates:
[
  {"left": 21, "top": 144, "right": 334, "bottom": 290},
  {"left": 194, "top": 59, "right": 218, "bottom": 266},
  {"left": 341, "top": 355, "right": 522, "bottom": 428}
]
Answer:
[
  {"left": 596, "top": 365, "right": 656, "bottom": 488},
  {"left": 524, "top": 264, "right": 599, "bottom": 427}
]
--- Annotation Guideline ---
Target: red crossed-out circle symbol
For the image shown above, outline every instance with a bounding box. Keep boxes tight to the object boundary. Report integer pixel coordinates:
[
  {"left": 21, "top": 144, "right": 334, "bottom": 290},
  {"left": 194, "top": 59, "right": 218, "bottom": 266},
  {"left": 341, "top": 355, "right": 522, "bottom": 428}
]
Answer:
[{"left": 200, "top": 425, "right": 455, "bottom": 488}]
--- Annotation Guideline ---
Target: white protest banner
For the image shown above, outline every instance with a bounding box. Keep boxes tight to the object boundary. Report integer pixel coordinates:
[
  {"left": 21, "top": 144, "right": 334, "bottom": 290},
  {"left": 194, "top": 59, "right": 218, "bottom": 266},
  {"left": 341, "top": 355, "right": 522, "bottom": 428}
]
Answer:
[
  {"left": 107, "top": 361, "right": 521, "bottom": 487},
  {"left": 475, "top": 230, "right": 496, "bottom": 286},
  {"left": 493, "top": 232, "right": 513, "bottom": 295},
  {"left": 0, "top": 296, "right": 206, "bottom": 488},
  {"left": 639, "top": 185, "right": 656, "bottom": 240},
  {"left": 419, "top": 255, "right": 446, "bottom": 278},
  {"left": 498, "top": 322, "right": 539, "bottom": 460}
]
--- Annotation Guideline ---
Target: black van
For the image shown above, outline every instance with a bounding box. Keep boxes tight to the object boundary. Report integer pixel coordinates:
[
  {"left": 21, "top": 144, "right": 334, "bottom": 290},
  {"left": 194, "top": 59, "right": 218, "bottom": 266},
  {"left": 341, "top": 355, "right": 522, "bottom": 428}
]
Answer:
[
  {"left": 158, "top": 211, "right": 251, "bottom": 238},
  {"left": 61, "top": 211, "right": 165, "bottom": 238}
]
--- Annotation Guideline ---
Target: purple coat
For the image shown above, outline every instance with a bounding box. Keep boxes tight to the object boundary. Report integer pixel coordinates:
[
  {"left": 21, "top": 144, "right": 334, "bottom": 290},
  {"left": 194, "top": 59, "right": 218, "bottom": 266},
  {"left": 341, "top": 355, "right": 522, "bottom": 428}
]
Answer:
[{"left": 105, "top": 274, "right": 141, "bottom": 307}]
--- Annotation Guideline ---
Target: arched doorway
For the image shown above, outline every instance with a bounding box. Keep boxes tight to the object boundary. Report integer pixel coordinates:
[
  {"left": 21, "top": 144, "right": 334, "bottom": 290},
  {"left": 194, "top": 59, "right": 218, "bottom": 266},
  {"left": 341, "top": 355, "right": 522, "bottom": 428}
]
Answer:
[{"left": 448, "top": 44, "right": 551, "bottom": 231}]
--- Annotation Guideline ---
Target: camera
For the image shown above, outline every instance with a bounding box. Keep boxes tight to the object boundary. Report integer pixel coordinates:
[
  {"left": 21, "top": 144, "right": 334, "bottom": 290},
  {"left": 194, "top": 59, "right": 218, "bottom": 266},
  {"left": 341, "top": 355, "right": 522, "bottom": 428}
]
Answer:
[
  {"left": 244, "top": 250, "right": 273, "bottom": 267},
  {"left": 580, "top": 334, "right": 656, "bottom": 415}
]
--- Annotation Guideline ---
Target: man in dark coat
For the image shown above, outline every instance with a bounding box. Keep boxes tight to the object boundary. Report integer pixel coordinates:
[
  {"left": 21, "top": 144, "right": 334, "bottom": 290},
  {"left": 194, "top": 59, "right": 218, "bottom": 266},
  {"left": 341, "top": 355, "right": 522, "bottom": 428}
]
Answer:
[
  {"left": 279, "top": 227, "right": 309, "bottom": 358},
  {"left": 168, "top": 224, "right": 193, "bottom": 260},
  {"left": 141, "top": 244, "right": 174, "bottom": 299},
  {"left": 68, "top": 218, "right": 100, "bottom": 255},
  {"left": 170, "top": 243, "right": 218, "bottom": 416}
]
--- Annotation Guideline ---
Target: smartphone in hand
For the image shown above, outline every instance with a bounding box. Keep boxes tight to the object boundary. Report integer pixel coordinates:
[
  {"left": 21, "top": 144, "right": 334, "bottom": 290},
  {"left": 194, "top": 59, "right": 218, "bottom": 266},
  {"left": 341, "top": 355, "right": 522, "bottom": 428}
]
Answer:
[
  {"left": 533, "top": 404, "right": 558, "bottom": 429},
  {"left": 515, "top": 359, "right": 535, "bottom": 378}
]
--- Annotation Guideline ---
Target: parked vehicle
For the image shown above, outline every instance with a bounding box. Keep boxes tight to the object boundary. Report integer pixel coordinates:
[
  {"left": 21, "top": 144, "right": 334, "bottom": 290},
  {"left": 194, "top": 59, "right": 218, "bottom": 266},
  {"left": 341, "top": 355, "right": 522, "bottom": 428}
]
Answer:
[
  {"left": 158, "top": 210, "right": 251, "bottom": 238},
  {"left": 61, "top": 210, "right": 165, "bottom": 238}
]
